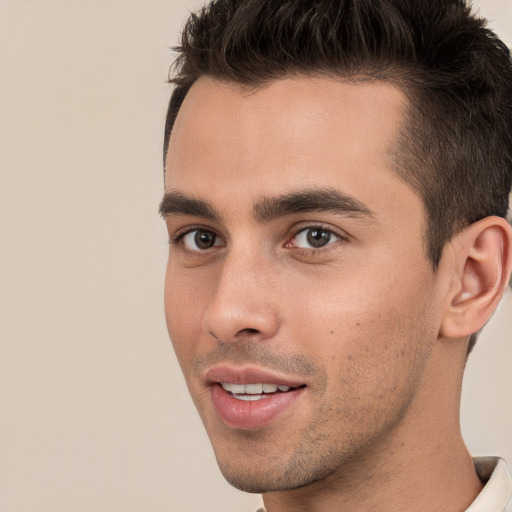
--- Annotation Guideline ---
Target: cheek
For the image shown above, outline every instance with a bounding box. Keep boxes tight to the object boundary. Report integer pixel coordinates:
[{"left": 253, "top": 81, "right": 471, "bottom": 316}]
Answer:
[
  {"left": 290, "top": 288, "right": 436, "bottom": 441},
  {"left": 295, "top": 250, "right": 437, "bottom": 332},
  {"left": 164, "top": 262, "right": 213, "bottom": 369},
  {"left": 287, "top": 263, "right": 438, "bottom": 382}
]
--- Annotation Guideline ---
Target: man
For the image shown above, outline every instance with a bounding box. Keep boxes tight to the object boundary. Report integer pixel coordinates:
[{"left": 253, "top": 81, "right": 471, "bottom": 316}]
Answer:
[{"left": 160, "top": 0, "right": 512, "bottom": 510}]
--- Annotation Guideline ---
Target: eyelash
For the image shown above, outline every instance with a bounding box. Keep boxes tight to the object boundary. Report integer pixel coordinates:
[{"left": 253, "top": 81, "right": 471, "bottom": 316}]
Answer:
[{"left": 169, "top": 224, "right": 347, "bottom": 256}]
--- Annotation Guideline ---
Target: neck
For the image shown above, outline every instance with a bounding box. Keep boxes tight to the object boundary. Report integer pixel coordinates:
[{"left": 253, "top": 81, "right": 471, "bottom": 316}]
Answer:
[{"left": 262, "top": 338, "right": 482, "bottom": 512}]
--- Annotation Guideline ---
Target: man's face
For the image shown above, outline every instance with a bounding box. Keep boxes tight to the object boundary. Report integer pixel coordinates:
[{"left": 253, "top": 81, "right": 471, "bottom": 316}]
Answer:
[{"left": 163, "top": 76, "right": 444, "bottom": 492}]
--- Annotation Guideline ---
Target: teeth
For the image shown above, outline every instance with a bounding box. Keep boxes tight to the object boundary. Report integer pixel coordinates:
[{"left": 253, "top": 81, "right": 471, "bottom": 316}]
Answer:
[
  {"left": 230, "top": 384, "right": 245, "bottom": 394},
  {"left": 220, "top": 382, "right": 292, "bottom": 394},
  {"left": 232, "top": 393, "right": 264, "bottom": 401},
  {"left": 245, "top": 383, "right": 263, "bottom": 394}
]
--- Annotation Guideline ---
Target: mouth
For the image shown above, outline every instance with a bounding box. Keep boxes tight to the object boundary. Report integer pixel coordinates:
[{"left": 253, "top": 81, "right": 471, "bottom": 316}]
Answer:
[
  {"left": 219, "top": 382, "right": 305, "bottom": 401},
  {"left": 205, "top": 367, "right": 307, "bottom": 429}
]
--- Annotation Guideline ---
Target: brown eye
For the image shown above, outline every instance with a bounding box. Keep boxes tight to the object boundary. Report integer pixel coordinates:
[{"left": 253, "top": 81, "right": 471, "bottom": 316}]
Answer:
[
  {"left": 306, "top": 228, "right": 332, "bottom": 247},
  {"left": 181, "top": 229, "right": 223, "bottom": 251},
  {"left": 291, "top": 227, "right": 340, "bottom": 249}
]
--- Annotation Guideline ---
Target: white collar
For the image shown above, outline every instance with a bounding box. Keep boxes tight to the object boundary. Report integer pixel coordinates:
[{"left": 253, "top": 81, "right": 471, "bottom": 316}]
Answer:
[{"left": 466, "top": 457, "right": 512, "bottom": 511}]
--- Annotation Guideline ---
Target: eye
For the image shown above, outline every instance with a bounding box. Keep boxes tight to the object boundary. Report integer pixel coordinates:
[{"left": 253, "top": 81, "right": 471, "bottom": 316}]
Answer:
[
  {"left": 180, "top": 229, "right": 224, "bottom": 251},
  {"left": 288, "top": 226, "right": 341, "bottom": 249}
]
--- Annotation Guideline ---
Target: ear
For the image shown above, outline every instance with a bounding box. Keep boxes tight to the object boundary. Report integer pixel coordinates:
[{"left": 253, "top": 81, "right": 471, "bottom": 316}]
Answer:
[{"left": 440, "top": 216, "right": 512, "bottom": 339}]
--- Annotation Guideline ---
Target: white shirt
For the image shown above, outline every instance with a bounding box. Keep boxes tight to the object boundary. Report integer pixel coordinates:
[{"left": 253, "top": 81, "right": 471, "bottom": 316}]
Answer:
[{"left": 467, "top": 457, "right": 512, "bottom": 511}]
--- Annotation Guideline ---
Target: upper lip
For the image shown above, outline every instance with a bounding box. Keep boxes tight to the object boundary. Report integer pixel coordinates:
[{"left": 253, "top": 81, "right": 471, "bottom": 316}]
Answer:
[{"left": 205, "top": 366, "right": 306, "bottom": 388}]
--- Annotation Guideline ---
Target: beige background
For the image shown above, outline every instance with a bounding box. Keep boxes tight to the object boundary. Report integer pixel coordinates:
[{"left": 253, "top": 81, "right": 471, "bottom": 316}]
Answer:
[{"left": 0, "top": 1, "right": 510, "bottom": 511}]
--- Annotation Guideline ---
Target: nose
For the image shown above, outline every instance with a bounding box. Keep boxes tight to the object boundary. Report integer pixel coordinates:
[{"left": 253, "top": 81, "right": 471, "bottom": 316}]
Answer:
[{"left": 202, "top": 250, "right": 280, "bottom": 344}]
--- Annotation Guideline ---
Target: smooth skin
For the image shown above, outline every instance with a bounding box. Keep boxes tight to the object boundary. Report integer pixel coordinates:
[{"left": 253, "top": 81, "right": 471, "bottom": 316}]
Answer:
[{"left": 163, "top": 76, "right": 512, "bottom": 512}]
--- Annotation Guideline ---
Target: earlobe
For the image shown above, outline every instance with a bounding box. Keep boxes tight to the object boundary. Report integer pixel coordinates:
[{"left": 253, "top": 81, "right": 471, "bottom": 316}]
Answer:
[{"left": 439, "top": 216, "right": 512, "bottom": 339}]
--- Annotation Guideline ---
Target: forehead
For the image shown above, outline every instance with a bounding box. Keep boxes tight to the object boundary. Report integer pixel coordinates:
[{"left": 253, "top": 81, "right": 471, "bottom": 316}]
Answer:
[{"left": 165, "top": 75, "right": 418, "bottom": 222}]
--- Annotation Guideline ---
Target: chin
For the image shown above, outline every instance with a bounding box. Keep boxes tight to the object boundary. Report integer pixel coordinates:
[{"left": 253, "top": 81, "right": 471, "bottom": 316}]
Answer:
[
  {"left": 219, "top": 467, "right": 315, "bottom": 494},
  {"left": 214, "top": 447, "right": 344, "bottom": 494}
]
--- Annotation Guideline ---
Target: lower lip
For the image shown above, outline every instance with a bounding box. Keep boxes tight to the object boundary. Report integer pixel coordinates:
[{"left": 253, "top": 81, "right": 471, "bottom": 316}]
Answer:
[{"left": 210, "top": 385, "right": 305, "bottom": 429}]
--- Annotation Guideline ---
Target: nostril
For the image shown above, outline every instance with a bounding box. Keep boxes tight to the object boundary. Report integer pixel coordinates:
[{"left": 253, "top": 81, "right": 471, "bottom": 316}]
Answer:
[
  {"left": 208, "top": 328, "right": 261, "bottom": 342},
  {"left": 243, "top": 328, "right": 260, "bottom": 335}
]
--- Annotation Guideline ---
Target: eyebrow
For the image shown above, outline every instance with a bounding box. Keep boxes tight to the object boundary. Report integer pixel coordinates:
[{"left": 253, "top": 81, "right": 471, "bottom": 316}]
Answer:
[
  {"left": 159, "top": 191, "right": 219, "bottom": 220},
  {"left": 159, "top": 188, "right": 375, "bottom": 223},
  {"left": 253, "top": 188, "right": 375, "bottom": 222}
]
